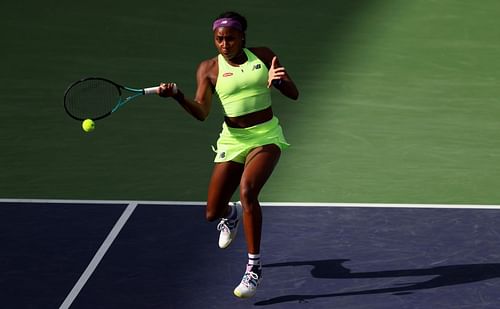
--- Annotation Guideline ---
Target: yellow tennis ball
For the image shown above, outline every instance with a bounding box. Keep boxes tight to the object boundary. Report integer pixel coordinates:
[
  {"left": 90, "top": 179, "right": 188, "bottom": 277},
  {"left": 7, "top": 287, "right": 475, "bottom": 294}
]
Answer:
[{"left": 82, "top": 119, "right": 95, "bottom": 132}]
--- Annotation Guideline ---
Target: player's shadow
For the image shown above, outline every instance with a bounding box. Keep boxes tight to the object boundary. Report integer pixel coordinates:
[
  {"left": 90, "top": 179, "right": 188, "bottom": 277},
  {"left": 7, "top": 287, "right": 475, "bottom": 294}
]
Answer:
[{"left": 254, "top": 259, "right": 500, "bottom": 306}]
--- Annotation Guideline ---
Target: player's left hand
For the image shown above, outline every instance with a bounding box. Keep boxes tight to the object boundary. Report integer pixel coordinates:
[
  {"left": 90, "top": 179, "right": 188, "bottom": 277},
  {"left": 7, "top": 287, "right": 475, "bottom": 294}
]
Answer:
[{"left": 267, "top": 56, "right": 287, "bottom": 88}]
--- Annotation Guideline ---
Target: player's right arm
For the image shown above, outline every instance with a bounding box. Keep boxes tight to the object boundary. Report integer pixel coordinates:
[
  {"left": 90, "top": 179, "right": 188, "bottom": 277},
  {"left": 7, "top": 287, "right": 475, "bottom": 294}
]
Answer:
[{"left": 159, "top": 58, "right": 216, "bottom": 121}]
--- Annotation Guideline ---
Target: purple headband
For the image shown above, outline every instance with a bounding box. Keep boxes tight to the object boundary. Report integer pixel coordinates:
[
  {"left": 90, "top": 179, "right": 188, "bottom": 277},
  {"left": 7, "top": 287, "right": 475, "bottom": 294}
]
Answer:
[{"left": 212, "top": 18, "right": 243, "bottom": 32}]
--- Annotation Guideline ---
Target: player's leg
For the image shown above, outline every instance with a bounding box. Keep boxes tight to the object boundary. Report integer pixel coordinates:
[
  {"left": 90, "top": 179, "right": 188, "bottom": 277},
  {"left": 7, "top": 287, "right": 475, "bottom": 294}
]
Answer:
[
  {"left": 206, "top": 161, "right": 243, "bottom": 221},
  {"left": 234, "top": 144, "right": 281, "bottom": 298},
  {"left": 206, "top": 161, "right": 245, "bottom": 249},
  {"left": 240, "top": 144, "right": 281, "bottom": 253}
]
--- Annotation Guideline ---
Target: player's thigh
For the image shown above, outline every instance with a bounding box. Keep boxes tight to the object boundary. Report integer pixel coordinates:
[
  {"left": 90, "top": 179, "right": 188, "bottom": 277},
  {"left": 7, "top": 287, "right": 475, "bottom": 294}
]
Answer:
[{"left": 240, "top": 144, "right": 281, "bottom": 200}]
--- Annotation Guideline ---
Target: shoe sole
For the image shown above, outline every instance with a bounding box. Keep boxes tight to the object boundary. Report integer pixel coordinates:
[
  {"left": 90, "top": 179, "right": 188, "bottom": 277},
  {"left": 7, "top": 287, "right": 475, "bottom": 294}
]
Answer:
[{"left": 234, "top": 288, "right": 256, "bottom": 298}]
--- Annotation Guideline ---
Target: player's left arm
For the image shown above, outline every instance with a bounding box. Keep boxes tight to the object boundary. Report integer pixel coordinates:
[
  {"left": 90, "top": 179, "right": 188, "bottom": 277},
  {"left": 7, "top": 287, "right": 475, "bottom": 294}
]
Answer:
[{"left": 251, "top": 47, "right": 299, "bottom": 100}]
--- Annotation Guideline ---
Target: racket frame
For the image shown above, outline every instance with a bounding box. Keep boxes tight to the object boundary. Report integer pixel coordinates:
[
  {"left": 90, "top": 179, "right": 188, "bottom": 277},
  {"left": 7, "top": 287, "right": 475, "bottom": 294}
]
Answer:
[{"left": 63, "top": 77, "right": 161, "bottom": 121}]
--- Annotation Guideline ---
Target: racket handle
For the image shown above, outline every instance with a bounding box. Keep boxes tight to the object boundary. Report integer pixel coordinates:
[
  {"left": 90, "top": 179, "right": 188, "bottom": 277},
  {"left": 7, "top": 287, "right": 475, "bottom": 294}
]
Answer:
[
  {"left": 143, "top": 84, "right": 178, "bottom": 95},
  {"left": 144, "top": 86, "right": 159, "bottom": 95},
  {"left": 144, "top": 86, "right": 160, "bottom": 95}
]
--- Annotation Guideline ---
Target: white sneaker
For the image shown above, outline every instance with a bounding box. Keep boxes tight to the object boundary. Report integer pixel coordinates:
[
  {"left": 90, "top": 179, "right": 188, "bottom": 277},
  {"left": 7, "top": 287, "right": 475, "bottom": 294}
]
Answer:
[
  {"left": 233, "top": 265, "right": 262, "bottom": 298},
  {"left": 217, "top": 201, "right": 242, "bottom": 249}
]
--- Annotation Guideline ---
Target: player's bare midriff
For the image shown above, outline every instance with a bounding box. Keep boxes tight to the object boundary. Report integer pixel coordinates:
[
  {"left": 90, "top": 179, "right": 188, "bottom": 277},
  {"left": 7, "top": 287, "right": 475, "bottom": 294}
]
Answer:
[{"left": 224, "top": 106, "right": 273, "bottom": 128}]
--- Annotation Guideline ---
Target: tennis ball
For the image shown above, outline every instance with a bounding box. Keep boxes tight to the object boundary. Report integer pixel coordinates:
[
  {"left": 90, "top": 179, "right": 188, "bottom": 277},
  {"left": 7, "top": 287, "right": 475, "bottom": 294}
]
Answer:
[{"left": 82, "top": 119, "right": 95, "bottom": 132}]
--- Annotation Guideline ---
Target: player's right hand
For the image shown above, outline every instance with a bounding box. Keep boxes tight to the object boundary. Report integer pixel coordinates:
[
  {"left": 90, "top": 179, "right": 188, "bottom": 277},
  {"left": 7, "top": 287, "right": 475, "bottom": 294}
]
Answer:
[{"left": 158, "top": 82, "right": 178, "bottom": 97}]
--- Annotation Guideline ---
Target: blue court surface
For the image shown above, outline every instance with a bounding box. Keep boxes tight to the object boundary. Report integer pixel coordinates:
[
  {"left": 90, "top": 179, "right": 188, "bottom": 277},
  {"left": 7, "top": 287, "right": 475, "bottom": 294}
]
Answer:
[{"left": 1, "top": 199, "right": 500, "bottom": 309}]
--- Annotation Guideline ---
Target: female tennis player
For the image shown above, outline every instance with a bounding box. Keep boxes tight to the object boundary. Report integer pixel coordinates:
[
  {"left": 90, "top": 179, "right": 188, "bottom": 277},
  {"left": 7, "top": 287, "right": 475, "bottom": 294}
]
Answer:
[{"left": 158, "top": 11, "right": 299, "bottom": 298}]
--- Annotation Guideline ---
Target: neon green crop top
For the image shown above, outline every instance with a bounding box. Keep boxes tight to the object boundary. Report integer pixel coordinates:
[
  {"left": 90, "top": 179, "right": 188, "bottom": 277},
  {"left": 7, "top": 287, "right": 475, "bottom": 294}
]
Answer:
[{"left": 215, "top": 48, "right": 272, "bottom": 117}]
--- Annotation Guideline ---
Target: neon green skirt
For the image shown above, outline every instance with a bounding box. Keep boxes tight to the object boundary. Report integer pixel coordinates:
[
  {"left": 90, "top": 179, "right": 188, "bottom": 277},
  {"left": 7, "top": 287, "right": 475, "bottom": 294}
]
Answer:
[{"left": 213, "top": 116, "right": 290, "bottom": 164}]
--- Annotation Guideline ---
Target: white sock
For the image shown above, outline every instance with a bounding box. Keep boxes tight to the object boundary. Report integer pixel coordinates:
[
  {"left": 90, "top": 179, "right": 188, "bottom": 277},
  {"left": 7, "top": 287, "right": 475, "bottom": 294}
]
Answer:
[{"left": 247, "top": 253, "right": 261, "bottom": 270}]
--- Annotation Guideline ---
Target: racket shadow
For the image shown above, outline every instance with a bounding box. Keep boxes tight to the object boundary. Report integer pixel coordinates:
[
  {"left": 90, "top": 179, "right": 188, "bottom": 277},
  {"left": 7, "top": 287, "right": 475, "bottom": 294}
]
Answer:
[{"left": 255, "top": 259, "right": 500, "bottom": 306}]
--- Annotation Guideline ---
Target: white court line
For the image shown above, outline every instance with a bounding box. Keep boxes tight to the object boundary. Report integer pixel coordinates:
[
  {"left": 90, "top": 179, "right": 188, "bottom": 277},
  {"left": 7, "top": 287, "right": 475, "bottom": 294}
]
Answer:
[
  {"left": 0, "top": 198, "right": 204, "bottom": 206},
  {"left": 262, "top": 202, "right": 500, "bottom": 210},
  {"left": 58, "top": 202, "right": 138, "bottom": 309},
  {"left": 1, "top": 198, "right": 500, "bottom": 209}
]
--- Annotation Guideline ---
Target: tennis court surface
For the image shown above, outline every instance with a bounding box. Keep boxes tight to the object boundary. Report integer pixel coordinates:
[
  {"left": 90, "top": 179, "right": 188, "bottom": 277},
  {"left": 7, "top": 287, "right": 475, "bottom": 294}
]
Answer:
[{"left": 2, "top": 199, "right": 500, "bottom": 308}]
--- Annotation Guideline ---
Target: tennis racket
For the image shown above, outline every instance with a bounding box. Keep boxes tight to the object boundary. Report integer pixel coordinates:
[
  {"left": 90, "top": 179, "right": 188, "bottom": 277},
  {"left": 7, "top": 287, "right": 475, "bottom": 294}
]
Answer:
[{"left": 63, "top": 77, "right": 176, "bottom": 121}]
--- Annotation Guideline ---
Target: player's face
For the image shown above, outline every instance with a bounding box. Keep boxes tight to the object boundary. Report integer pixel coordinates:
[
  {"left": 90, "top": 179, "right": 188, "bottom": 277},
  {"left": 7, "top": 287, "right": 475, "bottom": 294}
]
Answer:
[{"left": 214, "top": 27, "right": 244, "bottom": 61}]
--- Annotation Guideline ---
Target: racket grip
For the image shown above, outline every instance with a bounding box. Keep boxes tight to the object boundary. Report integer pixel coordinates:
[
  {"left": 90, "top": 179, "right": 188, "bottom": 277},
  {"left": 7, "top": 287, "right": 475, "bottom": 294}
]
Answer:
[
  {"left": 144, "top": 86, "right": 160, "bottom": 95},
  {"left": 143, "top": 84, "right": 178, "bottom": 95}
]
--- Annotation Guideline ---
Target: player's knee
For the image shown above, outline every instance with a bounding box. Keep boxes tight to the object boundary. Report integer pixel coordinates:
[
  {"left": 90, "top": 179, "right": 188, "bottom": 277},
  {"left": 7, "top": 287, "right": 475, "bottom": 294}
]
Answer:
[
  {"left": 239, "top": 184, "right": 259, "bottom": 209},
  {"left": 205, "top": 206, "right": 220, "bottom": 222}
]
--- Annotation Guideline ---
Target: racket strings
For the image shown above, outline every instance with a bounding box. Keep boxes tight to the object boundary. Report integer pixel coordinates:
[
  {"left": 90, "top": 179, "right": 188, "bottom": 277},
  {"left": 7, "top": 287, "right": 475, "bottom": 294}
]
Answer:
[{"left": 64, "top": 79, "right": 120, "bottom": 120}]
